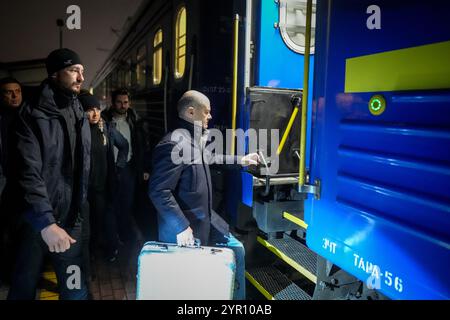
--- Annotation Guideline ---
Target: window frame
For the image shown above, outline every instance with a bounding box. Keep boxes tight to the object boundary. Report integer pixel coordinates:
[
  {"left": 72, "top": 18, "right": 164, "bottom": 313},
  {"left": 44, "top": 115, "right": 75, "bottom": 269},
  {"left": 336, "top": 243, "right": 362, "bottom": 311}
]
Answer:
[
  {"left": 278, "top": 0, "right": 316, "bottom": 54},
  {"left": 174, "top": 5, "right": 187, "bottom": 80},
  {"left": 153, "top": 28, "right": 164, "bottom": 86}
]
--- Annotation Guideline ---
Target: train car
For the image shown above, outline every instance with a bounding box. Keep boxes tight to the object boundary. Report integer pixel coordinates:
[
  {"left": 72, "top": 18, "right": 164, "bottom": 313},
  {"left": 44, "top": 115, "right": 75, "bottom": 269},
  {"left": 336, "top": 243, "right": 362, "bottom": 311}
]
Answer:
[{"left": 91, "top": 0, "right": 450, "bottom": 300}]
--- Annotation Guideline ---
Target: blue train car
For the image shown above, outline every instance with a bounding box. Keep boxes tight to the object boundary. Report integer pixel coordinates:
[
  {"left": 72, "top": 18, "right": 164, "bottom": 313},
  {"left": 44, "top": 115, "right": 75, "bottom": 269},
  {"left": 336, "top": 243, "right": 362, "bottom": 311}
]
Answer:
[{"left": 307, "top": 0, "right": 450, "bottom": 299}]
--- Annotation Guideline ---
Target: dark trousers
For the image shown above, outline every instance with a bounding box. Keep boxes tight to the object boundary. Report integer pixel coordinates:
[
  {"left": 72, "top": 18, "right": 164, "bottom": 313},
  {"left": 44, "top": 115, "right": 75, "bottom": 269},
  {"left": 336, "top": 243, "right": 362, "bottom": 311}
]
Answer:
[
  {"left": 0, "top": 200, "right": 22, "bottom": 285},
  {"left": 114, "top": 163, "right": 139, "bottom": 242},
  {"left": 0, "top": 223, "right": 18, "bottom": 285},
  {"left": 0, "top": 221, "right": 7, "bottom": 285},
  {"left": 7, "top": 220, "right": 88, "bottom": 300},
  {"left": 88, "top": 188, "right": 119, "bottom": 256}
]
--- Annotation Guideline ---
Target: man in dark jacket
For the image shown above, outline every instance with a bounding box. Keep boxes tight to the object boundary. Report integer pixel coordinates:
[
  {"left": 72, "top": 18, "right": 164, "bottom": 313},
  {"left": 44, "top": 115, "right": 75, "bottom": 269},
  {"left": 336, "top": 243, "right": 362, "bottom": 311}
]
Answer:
[
  {"left": 0, "top": 77, "right": 24, "bottom": 207},
  {"left": 0, "top": 77, "right": 23, "bottom": 204},
  {"left": 8, "top": 48, "right": 91, "bottom": 300},
  {"left": 148, "top": 90, "right": 259, "bottom": 299},
  {"left": 0, "top": 77, "right": 24, "bottom": 285},
  {"left": 103, "top": 88, "right": 148, "bottom": 244}
]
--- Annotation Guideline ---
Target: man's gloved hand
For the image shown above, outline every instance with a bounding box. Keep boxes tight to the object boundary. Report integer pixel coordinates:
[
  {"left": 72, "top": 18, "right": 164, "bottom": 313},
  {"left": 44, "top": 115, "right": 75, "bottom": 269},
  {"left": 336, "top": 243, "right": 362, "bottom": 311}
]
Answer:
[
  {"left": 241, "top": 153, "right": 260, "bottom": 166},
  {"left": 176, "top": 226, "right": 195, "bottom": 246},
  {"left": 41, "top": 223, "right": 77, "bottom": 253}
]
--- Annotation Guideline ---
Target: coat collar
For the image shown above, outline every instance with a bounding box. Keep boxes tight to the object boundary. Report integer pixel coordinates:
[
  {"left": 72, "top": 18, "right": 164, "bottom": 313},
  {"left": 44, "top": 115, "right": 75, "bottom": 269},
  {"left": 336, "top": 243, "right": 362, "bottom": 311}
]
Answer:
[{"left": 35, "top": 79, "right": 79, "bottom": 117}]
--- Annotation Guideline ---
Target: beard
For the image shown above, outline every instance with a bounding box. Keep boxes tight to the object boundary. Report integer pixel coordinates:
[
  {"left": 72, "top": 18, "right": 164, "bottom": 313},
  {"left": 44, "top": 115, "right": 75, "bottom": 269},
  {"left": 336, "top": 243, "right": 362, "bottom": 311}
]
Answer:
[
  {"left": 55, "top": 75, "right": 82, "bottom": 94},
  {"left": 70, "top": 82, "right": 82, "bottom": 93},
  {"left": 114, "top": 108, "right": 127, "bottom": 115}
]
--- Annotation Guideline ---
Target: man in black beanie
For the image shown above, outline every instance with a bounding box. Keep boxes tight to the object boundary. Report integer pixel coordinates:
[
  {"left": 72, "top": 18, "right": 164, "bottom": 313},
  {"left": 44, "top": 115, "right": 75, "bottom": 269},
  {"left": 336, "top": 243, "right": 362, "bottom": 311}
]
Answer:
[{"left": 8, "top": 48, "right": 91, "bottom": 300}]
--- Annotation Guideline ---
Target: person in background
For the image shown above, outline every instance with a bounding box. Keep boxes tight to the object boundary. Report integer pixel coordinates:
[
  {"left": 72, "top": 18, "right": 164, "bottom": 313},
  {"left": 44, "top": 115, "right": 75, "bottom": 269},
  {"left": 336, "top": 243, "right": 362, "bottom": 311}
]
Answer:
[
  {"left": 103, "top": 88, "right": 148, "bottom": 245},
  {"left": 78, "top": 91, "right": 128, "bottom": 265},
  {"left": 0, "top": 77, "right": 25, "bottom": 286}
]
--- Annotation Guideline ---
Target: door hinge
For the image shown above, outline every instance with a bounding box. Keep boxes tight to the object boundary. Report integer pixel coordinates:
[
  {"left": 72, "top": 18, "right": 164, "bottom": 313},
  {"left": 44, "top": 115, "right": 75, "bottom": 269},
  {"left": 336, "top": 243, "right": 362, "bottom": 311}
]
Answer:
[{"left": 299, "top": 179, "right": 321, "bottom": 200}]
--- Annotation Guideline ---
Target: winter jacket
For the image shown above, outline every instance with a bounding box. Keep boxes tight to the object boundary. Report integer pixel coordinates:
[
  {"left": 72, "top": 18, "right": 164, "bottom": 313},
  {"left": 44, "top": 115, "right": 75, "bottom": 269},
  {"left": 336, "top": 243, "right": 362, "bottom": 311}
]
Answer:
[
  {"left": 0, "top": 103, "right": 24, "bottom": 227},
  {"left": 16, "top": 80, "right": 91, "bottom": 231},
  {"left": 148, "top": 118, "right": 240, "bottom": 245}
]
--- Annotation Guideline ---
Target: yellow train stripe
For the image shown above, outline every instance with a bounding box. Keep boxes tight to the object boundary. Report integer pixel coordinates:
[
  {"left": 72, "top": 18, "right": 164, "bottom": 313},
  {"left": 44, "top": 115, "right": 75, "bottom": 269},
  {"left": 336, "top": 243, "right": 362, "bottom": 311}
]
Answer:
[
  {"left": 283, "top": 212, "right": 308, "bottom": 229},
  {"left": 245, "top": 271, "right": 275, "bottom": 300},
  {"left": 257, "top": 237, "right": 317, "bottom": 283},
  {"left": 345, "top": 40, "right": 450, "bottom": 93}
]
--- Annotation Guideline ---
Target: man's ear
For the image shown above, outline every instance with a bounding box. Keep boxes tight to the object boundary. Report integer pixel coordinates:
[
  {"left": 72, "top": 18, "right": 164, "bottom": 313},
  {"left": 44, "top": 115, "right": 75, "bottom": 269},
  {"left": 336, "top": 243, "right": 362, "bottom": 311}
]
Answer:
[{"left": 187, "top": 106, "right": 195, "bottom": 118}]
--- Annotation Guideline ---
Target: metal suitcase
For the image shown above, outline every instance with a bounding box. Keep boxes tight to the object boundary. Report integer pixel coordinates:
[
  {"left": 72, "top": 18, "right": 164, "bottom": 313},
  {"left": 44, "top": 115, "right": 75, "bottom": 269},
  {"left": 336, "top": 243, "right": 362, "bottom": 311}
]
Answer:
[{"left": 137, "top": 241, "right": 236, "bottom": 300}]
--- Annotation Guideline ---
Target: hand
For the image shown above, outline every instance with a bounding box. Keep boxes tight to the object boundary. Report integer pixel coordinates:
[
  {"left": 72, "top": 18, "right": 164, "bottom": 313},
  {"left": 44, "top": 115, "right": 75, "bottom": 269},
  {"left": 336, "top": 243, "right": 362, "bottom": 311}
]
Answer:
[
  {"left": 241, "top": 153, "right": 260, "bottom": 166},
  {"left": 143, "top": 172, "right": 150, "bottom": 181},
  {"left": 41, "top": 223, "right": 77, "bottom": 253},
  {"left": 176, "top": 227, "right": 195, "bottom": 246}
]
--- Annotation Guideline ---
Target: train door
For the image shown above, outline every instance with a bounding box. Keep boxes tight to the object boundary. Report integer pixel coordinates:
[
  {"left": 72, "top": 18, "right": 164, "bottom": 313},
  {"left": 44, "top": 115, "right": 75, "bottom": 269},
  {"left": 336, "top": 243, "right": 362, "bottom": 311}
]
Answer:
[
  {"left": 307, "top": 0, "right": 450, "bottom": 299},
  {"left": 234, "top": 0, "right": 319, "bottom": 299}
]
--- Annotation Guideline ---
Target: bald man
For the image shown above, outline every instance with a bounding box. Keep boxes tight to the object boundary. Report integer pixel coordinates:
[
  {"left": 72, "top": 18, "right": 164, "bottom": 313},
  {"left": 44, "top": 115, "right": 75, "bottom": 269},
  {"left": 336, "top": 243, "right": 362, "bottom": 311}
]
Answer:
[{"left": 148, "top": 90, "right": 258, "bottom": 299}]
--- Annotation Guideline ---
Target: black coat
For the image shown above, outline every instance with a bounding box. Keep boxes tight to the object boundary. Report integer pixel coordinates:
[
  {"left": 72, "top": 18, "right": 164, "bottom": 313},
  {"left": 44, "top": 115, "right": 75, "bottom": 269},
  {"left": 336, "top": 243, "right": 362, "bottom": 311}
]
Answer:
[
  {"left": 148, "top": 119, "right": 240, "bottom": 245},
  {"left": 0, "top": 111, "right": 5, "bottom": 196},
  {"left": 0, "top": 149, "right": 5, "bottom": 197},
  {"left": 0, "top": 106, "right": 19, "bottom": 198},
  {"left": 16, "top": 80, "right": 91, "bottom": 232},
  {"left": 0, "top": 103, "right": 24, "bottom": 226}
]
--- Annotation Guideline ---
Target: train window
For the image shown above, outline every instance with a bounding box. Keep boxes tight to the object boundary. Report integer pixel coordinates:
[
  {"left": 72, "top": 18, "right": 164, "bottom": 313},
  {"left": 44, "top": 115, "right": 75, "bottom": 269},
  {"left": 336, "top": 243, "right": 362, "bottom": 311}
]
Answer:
[
  {"left": 153, "top": 29, "right": 163, "bottom": 85},
  {"left": 174, "top": 6, "right": 186, "bottom": 79},
  {"left": 136, "top": 44, "right": 147, "bottom": 89},
  {"left": 278, "top": 0, "right": 316, "bottom": 54}
]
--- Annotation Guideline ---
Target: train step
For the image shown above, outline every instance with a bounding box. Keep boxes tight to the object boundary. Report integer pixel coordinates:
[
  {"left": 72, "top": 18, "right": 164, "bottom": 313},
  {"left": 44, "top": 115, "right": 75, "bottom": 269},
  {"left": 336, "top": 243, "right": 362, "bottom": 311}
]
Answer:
[
  {"left": 257, "top": 235, "right": 317, "bottom": 283},
  {"left": 282, "top": 211, "right": 308, "bottom": 229},
  {"left": 246, "top": 266, "right": 312, "bottom": 300}
]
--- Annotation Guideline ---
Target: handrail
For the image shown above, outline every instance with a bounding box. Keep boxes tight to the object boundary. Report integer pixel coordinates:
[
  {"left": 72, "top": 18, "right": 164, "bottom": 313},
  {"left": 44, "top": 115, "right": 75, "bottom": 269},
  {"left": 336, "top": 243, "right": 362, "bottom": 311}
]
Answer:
[
  {"left": 299, "top": 0, "right": 312, "bottom": 188},
  {"left": 277, "top": 95, "right": 302, "bottom": 155},
  {"left": 231, "top": 14, "right": 239, "bottom": 155}
]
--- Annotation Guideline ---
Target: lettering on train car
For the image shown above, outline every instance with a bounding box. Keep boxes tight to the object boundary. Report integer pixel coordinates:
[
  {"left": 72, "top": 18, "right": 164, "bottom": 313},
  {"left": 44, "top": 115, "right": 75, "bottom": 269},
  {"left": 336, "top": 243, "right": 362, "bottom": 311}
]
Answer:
[
  {"left": 201, "top": 86, "right": 231, "bottom": 94},
  {"left": 322, "top": 238, "right": 337, "bottom": 254},
  {"left": 353, "top": 253, "right": 404, "bottom": 293}
]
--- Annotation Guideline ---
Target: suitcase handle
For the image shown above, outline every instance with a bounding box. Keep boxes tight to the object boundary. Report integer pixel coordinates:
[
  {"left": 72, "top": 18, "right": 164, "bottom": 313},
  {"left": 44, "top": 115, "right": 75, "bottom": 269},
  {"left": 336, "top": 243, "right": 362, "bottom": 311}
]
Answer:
[
  {"left": 143, "top": 239, "right": 202, "bottom": 252},
  {"left": 180, "top": 238, "right": 201, "bottom": 249}
]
